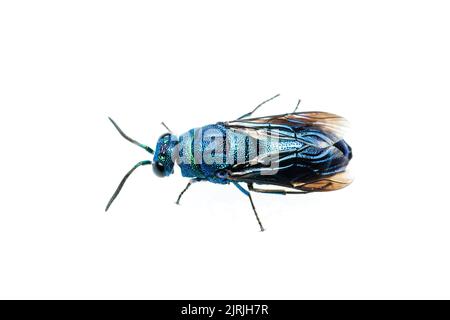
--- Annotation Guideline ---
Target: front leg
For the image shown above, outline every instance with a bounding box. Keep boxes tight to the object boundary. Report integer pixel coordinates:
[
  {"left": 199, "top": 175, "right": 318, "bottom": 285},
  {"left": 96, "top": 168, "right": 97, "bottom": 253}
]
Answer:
[{"left": 176, "top": 178, "right": 203, "bottom": 205}]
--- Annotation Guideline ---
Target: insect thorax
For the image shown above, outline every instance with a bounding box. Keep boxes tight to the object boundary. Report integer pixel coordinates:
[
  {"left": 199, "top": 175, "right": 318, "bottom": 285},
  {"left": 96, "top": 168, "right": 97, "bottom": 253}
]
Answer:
[{"left": 174, "top": 124, "right": 278, "bottom": 183}]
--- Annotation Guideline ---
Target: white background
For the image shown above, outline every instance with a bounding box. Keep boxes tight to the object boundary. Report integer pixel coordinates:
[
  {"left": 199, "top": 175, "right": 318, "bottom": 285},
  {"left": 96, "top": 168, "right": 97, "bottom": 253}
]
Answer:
[{"left": 1, "top": 1, "right": 449, "bottom": 299}]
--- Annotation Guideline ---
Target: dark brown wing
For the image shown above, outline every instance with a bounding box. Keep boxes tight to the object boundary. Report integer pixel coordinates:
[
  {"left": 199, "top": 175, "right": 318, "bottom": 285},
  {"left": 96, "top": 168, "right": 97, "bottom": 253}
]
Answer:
[
  {"left": 236, "top": 171, "right": 353, "bottom": 193},
  {"left": 225, "top": 111, "right": 349, "bottom": 141},
  {"left": 292, "top": 171, "right": 353, "bottom": 192}
]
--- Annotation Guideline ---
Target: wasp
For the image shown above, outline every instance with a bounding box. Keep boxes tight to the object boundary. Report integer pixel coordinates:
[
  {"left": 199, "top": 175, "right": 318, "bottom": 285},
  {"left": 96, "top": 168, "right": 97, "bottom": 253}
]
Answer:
[{"left": 106, "top": 94, "right": 353, "bottom": 231}]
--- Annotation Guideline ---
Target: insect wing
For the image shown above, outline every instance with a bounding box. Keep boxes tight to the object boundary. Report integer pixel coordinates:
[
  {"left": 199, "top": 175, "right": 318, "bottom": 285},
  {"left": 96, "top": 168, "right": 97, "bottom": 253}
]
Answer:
[
  {"left": 223, "top": 112, "right": 352, "bottom": 192},
  {"left": 225, "top": 111, "right": 349, "bottom": 141}
]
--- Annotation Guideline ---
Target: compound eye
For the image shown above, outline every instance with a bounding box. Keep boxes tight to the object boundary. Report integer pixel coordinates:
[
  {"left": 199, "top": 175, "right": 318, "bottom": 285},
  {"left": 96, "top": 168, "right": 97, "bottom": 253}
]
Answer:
[{"left": 153, "top": 161, "right": 165, "bottom": 177}]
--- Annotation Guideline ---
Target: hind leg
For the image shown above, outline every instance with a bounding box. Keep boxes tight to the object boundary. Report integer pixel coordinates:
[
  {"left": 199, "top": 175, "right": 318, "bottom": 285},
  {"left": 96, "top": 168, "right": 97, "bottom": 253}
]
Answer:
[
  {"left": 292, "top": 99, "right": 302, "bottom": 113},
  {"left": 232, "top": 182, "right": 265, "bottom": 232},
  {"left": 235, "top": 94, "right": 280, "bottom": 120},
  {"left": 248, "top": 183, "right": 311, "bottom": 195}
]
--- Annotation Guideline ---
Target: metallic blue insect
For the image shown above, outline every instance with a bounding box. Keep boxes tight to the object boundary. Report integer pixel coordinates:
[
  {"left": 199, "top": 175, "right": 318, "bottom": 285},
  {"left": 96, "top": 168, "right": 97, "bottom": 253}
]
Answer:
[{"left": 106, "top": 94, "right": 353, "bottom": 231}]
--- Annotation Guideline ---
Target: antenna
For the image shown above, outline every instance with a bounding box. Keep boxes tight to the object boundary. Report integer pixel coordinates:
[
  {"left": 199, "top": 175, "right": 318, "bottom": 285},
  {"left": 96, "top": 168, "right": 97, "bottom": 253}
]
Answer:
[
  {"left": 106, "top": 117, "right": 155, "bottom": 211},
  {"left": 108, "top": 117, "right": 154, "bottom": 154},
  {"left": 105, "top": 160, "right": 152, "bottom": 211}
]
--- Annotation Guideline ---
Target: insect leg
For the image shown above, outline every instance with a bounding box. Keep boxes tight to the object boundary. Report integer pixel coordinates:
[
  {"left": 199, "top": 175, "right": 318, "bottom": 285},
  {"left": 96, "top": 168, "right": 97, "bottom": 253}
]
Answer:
[
  {"left": 161, "top": 121, "right": 173, "bottom": 133},
  {"left": 292, "top": 99, "right": 301, "bottom": 113},
  {"left": 248, "top": 183, "right": 311, "bottom": 195},
  {"left": 232, "top": 182, "right": 265, "bottom": 232},
  {"left": 235, "top": 94, "right": 280, "bottom": 120},
  {"left": 247, "top": 192, "right": 265, "bottom": 232},
  {"left": 175, "top": 178, "right": 203, "bottom": 205}
]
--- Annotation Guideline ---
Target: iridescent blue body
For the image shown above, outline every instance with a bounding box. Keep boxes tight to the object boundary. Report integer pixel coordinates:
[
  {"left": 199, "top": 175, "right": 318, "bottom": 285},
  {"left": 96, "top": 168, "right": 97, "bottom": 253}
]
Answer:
[
  {"left": 107, "top": 95, "right": 353, "bottom": 231},
  {"left": 153, "top": 119, "right": 352, "bottom": 191}
]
